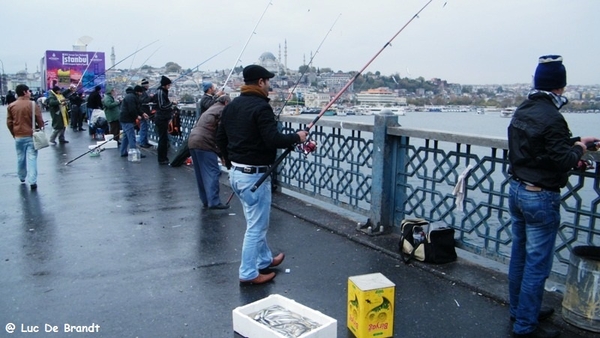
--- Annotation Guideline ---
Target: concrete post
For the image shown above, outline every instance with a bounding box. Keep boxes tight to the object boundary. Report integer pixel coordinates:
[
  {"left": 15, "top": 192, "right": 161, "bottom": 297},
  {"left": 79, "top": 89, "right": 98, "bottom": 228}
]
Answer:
[{"left": 360, "top": 110, "right": 399, "bottom": 235}]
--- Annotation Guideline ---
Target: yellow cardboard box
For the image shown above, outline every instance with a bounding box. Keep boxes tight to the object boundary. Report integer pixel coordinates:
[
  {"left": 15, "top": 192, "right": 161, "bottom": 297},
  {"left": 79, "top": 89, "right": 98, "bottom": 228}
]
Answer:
[{"left": 348, "top": 273, "right": 395, "bottom": 338}]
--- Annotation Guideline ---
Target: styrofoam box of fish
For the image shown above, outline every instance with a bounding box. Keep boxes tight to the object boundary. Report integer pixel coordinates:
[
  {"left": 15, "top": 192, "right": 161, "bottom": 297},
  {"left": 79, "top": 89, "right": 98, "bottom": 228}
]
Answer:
[
  {"left": 88, "top": 140, "right": 118, "bottom": 150},
  {"left": 232, "top": 294, "right": 337, "bottom": 338}
]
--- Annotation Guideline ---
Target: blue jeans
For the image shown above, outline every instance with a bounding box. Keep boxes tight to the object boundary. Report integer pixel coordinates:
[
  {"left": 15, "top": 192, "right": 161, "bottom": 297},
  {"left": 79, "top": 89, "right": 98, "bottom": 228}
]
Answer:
[
  {"left": 138, "top": 118, "right": 149, "bottom": 145},
  {"left": 15, "top": 137, "right": 38, "bottom": 185},
  {"left": 508, "top": 179, "right": 560, "bottom": 334},
  {"left": 190, "top": 149, "right": 222, "bottom": 207},
  {"left": 119, "top": 122, "right": 137, "bottom": 156},
  {"left": 229, "top": 169, "right": 273, "bottom": 280}
]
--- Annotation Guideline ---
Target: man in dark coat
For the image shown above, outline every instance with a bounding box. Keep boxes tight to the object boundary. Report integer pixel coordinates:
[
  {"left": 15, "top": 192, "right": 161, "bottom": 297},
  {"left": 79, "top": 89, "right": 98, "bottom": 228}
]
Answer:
[
  {"left": 507, "top": 55, "right": 599, "bottom": 338},
  {"left": 216, "top": 65, "right": 308, "bottom": 285}
]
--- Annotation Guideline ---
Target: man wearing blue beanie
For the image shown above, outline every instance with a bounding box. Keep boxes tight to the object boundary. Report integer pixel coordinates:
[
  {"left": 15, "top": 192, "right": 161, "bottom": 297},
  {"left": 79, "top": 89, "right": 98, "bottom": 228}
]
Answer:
[
  {"left": 200, "top": 81, "right": 225, "bottom": 114},
  {"left": 507, "top": 55, "right": 599, "bottom": 337}
]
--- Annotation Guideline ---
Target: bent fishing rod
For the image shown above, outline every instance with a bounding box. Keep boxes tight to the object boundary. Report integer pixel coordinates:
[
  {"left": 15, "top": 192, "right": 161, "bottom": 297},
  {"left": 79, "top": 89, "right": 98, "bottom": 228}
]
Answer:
[
  {"left": 83, "top": 40, "right": 159, "bottom": 88},
  {"left": 250, "top": 0, "right": 435, "bottom": 192},
  {"left": 220, "top": 0, "right": 272, "bottom": 91}
]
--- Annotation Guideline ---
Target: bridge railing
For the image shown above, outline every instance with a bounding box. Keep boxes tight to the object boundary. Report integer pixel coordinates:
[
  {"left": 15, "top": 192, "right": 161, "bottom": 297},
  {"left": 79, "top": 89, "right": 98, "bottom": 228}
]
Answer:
[{"left": 150, "top": 110, "right": 600, "bottom": 281}]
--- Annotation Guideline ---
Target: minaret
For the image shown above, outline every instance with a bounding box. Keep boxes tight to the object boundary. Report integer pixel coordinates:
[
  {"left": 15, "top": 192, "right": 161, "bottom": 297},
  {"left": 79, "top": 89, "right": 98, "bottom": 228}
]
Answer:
[
  {"left": 278, "top": 43, "right": 282, "bottom": 74},
  {"left": 284, "top": 39, "right": 288, "bottom": 73},
  {"left": 111, "top": 47, "right": 116, "bottom": 68}
]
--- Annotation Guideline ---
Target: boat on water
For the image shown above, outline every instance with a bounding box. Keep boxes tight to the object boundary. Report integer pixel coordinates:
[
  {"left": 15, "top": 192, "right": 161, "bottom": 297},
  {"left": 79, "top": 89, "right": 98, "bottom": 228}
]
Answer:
[
  {"left": 300, "top": 107, "right": 321, "bottom": 114},
  {"left": 500, "top": 107, "right": 516, "bottom": 118},
  {"left": 367, "top": 106, "right": 406, "bottom": 116}
]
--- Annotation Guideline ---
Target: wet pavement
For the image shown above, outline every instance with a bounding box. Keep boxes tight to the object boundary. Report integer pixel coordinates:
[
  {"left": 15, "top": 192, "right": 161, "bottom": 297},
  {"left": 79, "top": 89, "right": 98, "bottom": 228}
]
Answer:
[{"left": 1, "top": 106, "right": 595, "bottom": 337}]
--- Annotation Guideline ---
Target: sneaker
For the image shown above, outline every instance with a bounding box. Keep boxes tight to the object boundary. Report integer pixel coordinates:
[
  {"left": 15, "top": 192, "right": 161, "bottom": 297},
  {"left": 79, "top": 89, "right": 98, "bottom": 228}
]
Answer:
[
  {"left": 30, "top": 184, "right": 37, "bottom": 190},
  {"left": 59, "top": 140, "right": 69, "bottom": 144},
  {"left": 50, "top": 141, "right": 57, "bottom": 146},
  {"left": 139, "top": 144, "right": 152, "bottom": 148},
  {"left": 78, "top": 128, "right": 86, "bottom": 131}
]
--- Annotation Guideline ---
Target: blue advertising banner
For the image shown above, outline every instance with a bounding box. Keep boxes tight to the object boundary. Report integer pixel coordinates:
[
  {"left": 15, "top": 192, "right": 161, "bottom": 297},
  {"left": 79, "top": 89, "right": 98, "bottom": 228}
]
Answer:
[{"left": 44, "top": 50, "right": 106, "bottom": 93}]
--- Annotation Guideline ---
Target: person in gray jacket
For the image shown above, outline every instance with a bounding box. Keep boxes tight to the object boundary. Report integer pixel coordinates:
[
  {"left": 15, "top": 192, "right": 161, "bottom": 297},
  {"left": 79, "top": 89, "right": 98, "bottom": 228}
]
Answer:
[{"left": 188, "top": 95, "right": 231, "bottom": 209}]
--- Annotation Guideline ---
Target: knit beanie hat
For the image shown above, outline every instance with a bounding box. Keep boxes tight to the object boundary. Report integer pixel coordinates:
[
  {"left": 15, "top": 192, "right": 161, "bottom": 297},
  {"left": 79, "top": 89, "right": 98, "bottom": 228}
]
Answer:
[
  {"left": 140, "top": 78, "right": 149, "bottom": 86},
  {"left": 202, "top": 81, "right": 213, "bottom": 92},
  {"left": 534, "top": 55, "right": 567, "bottom": 91},
  {"left": 160, "top": 75, "right": 172, "bottom": 86}
]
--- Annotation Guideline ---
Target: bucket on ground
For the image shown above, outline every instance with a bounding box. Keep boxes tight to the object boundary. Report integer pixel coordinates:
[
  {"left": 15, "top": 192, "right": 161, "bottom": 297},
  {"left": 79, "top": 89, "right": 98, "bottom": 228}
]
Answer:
[{"left": 562, "top": 245, "right": 600, "bottom": 332}]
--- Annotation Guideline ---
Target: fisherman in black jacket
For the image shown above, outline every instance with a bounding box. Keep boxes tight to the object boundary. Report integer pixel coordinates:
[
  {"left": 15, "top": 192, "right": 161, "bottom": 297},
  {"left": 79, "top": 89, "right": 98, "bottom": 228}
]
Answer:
[
  {"left": 155, "top": 75, "right": 177, "bottom": 164},
  {"left": 216, "top": 65, "right": 307, "bottom": 285},
  {"left": 119, "top": 85, "right": 146, "bottom": 158},
  {"left": 507, "top": 55, "right": 599, "bottom": 338}
]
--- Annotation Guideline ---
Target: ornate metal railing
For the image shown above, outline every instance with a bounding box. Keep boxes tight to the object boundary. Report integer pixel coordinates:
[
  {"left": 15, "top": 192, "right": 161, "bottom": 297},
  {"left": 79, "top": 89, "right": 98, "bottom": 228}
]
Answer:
[
  {"left": 150, "top": 111, "right": 600, "bottom": 281},
  {"left": 278, "top": 114, "right": 600, "bottom": 281}
]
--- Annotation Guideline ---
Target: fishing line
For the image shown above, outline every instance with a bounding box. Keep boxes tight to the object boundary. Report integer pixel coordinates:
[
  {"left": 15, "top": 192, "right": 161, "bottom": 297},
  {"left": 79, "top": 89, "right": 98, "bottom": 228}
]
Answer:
[
  {"left": 83, "top": 39, "right": 159, "bottom": 88},
  {"left": 170, "top": 46, "right": 232, "bottom": 85},
  {"left": 126, "top": 46, "right": 163, "bottom": 85},
  {"left": 220, "top": 0, "right": 273, "bottom": 91},
  {"left": 275, "top": 13, "right": 342, "bottom": 120},
  {"left": 250, "top": 0, "right": 435, "bottom": 192}
]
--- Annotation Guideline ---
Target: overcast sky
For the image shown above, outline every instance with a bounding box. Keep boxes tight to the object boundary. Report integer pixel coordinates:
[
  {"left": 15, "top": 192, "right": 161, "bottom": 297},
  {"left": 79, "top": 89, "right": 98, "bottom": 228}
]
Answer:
[{"left": 1, "top": 0, "right": 599, "bottom": 85}]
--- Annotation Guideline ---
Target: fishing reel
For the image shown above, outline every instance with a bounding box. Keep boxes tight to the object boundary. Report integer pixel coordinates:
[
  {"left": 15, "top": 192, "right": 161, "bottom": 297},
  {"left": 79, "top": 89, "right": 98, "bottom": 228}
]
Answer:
[{"left": 296, "top": 140, "right": 318, "bottom": 157}]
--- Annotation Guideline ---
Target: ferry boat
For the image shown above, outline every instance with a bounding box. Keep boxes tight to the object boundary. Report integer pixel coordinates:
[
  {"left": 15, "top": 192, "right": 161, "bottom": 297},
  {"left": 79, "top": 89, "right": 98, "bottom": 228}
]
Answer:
[
  {"left": 367, "top": 106, "right": 406, "bottom": 116},
  {"left": 500, "top": 107, "right": 516, "bottom": 118}
]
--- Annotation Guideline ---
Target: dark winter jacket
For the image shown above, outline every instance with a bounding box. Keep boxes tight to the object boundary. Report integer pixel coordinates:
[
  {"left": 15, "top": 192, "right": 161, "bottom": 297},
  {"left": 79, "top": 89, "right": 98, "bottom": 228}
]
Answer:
[
  {"left": 155, "top": 86, "right": 175, "bottom": 121},
  {"left": 508, "top": 91, "right": 583, "bottom": 190},
  {"left": 87, "top": 90, "right": 103, "bottom": 109},
  {"left": 200, "top": 93, "right": 218, "bottom": 114},
  {"left": 216, "top": 85, "right": 300, "bottom": 166},
  {"left": 119, "top": 92, "right": 141, "bottom": 123}
]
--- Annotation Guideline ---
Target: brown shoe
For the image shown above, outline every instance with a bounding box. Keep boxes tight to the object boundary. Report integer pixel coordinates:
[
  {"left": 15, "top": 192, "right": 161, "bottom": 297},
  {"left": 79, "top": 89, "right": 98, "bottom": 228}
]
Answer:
[
  {"left": 270, "top": 253, "right": 285, "bottom": 268},
  {"left": 240, "top": 272, "right": 276, "bottom": 285}
]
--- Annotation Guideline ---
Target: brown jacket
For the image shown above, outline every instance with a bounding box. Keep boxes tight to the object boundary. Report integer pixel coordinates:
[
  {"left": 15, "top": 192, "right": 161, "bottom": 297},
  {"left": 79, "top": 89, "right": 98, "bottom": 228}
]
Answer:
[
  {"left": 188, "top": 101, "right": 226, "bottom": 154},
  {"left": 7, "top": 97, "right": 44, "bottom": 138}
]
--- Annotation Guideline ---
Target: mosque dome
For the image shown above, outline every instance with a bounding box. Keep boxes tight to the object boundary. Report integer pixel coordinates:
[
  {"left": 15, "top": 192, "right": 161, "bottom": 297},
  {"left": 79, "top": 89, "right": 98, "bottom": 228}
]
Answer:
[
  {"left": 259, "top": 52, "right": 277, "bottom": 62},
  {"left": 257, "top": 51, "right": 279, "bottom": 74}
]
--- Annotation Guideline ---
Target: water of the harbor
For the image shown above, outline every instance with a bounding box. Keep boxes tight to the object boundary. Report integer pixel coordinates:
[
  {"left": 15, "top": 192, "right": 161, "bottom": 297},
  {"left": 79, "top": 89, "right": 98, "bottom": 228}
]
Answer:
[{"left": 320, "top": 110, "right": 600, "bottom": 138}]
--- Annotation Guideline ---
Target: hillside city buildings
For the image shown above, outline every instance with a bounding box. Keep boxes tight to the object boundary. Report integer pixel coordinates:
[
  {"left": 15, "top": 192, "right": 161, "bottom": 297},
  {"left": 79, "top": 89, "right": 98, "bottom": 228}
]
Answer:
[{"left": 1, "top": 48, "right": 599, "bottom": 112}]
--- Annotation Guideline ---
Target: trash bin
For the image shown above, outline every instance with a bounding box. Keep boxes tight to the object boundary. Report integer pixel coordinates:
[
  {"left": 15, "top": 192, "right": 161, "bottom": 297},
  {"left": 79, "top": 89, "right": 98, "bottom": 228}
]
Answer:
[{"left": 562, "top": 246, "right": 600, "bottom": 332}]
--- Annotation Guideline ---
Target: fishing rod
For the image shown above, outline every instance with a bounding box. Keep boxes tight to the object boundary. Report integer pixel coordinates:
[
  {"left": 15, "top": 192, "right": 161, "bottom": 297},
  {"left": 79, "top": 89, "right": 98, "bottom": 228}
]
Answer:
[
  {"left": 64, "top": 131, "right": 124, "bottom": 165},
  {"left": 225, "top": 13, "right": 342, "bottom": 206},
  {"left": 276, "top": 13, "right": 341, "bottom": 120},
  {"left": 220, "top": 0, "right": 272, "bottom": 91},
  {"left": 250, "top": 0, "right": 435, "bottom": 192},
  {"left": 124, "top": 46, "right": 162, "bottom": 86},
  {"left": 83, "top": 40, "right": 159, "bottom": 88},
  {"left": 170, "top": 45, "right": 232, "bottom": 85},
  {"left": 76, "top": 52, "right": 98, "bottom": 88}
]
